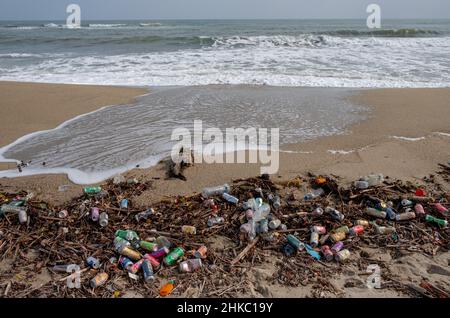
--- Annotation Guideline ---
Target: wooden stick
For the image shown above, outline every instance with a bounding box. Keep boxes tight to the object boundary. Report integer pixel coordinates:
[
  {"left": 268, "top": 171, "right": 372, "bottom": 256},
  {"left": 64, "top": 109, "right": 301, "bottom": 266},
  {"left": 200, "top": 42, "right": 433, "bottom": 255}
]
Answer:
[{"left": 231, "top": 237, "right": 259, "bottom": 266}]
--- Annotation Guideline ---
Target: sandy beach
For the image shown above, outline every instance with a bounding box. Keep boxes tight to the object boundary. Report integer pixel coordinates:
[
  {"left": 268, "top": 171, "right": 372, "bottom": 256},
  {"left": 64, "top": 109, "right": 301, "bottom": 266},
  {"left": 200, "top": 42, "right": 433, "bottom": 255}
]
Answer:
[
  {"left": 0, "top": 82, "right": 449, "bottom": 298},
  {"left": 1, "top": 82, "right": 449, "bottom": 205}
]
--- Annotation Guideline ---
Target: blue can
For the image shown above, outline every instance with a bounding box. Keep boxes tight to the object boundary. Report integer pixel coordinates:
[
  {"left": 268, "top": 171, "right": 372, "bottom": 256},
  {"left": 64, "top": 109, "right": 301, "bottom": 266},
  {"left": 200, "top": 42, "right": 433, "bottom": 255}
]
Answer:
[
  {"left": 120, "top": 199, "right": 129, "bottom": 209},
  {"left": 86, "top": 256, "right": 100, "bottom": 269},
  {"left": 141, "top": 259, "right": 154, "bottom": 281},
  {"left": 119, "top": 256, "right": 133, "bottom": 270}
]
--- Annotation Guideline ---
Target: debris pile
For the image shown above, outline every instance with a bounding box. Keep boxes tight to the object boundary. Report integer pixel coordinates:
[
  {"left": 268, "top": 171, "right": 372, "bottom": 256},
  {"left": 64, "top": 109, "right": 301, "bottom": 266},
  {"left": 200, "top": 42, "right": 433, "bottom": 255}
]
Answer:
[{"left": 0, "top": 167, "right": 449, "bottom": 298}]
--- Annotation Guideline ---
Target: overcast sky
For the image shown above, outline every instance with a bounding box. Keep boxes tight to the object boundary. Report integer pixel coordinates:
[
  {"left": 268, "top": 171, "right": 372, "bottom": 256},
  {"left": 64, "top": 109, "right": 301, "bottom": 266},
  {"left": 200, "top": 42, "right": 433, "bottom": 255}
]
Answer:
[{"left": 1, "top": 0, "right": 449, "bottom": 20}]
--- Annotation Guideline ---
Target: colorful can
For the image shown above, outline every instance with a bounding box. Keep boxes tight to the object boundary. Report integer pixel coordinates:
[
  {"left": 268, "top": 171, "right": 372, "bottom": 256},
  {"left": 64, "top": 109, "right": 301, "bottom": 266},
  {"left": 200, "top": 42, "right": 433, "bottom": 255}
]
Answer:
[
  {"left": 326, "top": 207, "right": 345, "bottom": 221},
  {"left": 207, "top": 216, "right": 225, "bottom": 227},
  {"left": 425, "top": 215, "right": 448, "bottom": 227},
  {"left": 335, "top": 249, "right": 351, "bottom": 263},
  {"left": 140, "top": 240, "right": 158, "bottom": 252},
  {"left": 194, "top": 245, "right": 207, "bottom": 259},
  {"left": 311, "top": 225, "right": 327, "bottom": 234},
  {"left": 414, "top": 203, "right": 425, "bottom": 216},
  {"left": 330, "top": 231, "right": 346, "bottom": 243},
  {"left": 58, "top": 209, "right": 69, "bottom": 218},
  {"left": 99, "top": 212, "right": 109, "bottom": 227},
  {"left": 151, "top": 247, "right": 170, "bottom": 260},
  {"left": 331, "top": 241, "right": 344, "bottom": 253},
  {"left": 90, "top": 207, "right": 100, "bottom": 222},
  {"left": 83, "top": 187, "right": 102, "bottom": 195},
  {"left": 321, "top": 245, "right": 334, "bottom": 261},
  {"left": 395, "top": 212, "right": 416, "bottom": 221},
  {"left": 286, "top": 234, "right": 304, "bottom": 251},
  {"left": 129, "top": 259, "right": 144, "bottom": 274},
  {"left": 114, "top": 236, "right": 131, "bottom": 250},
  {"left": 311, "top": 207, "right": 324, "bottom": 216},
  {"left": 119, "top": 256, "right": 133, "bottom": 270},
  {"left": 433, "top": 203, "right": 449, "bottom": 216},
  {"left": 334, "top": 226, "right": 349, "bottom": 234},
  {"left": 118, "top": 245, "right": 142, "bottom": 261},
  {"left": 365, "top": 207, "right": 387, "bottom": 219},
  {"left": 179, "top": 259, "right": 203, "bottom": 273},
  {"left": 385, "top": 207, "right": 397, "bottom": 220},
  {"left": 349, "top": 225, "right": 364, "bottom": 236},
  {"left": 143, "top": 254, "right": 161, "bottom": 270},
  {"left": 355, "top": 219, "right": 369, "bottom": 227},
  {"left": 86, "top": 256, "right": 100, "bottom": 269},
  {"left": 310, "top": 231, "right": 319, "bottom": 248},
  {"left": 163, "top": 247, "right": 185, "bottom": 266},
  {"left": 90, "top": 272, "right": 108, "bottom": 288},
  {"left": 142, "top": 259, "right": 155, "bottom": 281},
  {"left": 181, "top": 225, "right": 197, "bottom": 235},
  {"left": 375, "top": 225, "right": 396, "bottom": 235},
  {"left": 115, "top": 230, "right": 139, "bottom": 242}
]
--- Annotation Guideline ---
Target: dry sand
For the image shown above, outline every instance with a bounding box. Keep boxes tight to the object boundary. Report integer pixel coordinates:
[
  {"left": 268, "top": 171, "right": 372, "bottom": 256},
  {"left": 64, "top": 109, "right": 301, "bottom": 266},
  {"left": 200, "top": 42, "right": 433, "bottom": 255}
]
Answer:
[{"left": 0, "top": 82, "right": 449, "bottom": 298}]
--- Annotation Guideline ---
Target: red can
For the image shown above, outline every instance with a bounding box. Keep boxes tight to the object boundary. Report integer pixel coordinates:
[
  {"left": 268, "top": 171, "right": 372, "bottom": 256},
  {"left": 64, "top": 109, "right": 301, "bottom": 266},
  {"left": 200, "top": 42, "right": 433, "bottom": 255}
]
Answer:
[
  {"left": 349, "top": 225, "right": 364, "bottom": 236},
  {"left": 311, "top": 225, "right": 326, "bottom": 234},
  {"left": 321, "top": 245, "right": 334, "bottom": 261},
  {"left": 143, "top": 254, "right": 161, "bottom": 270}
]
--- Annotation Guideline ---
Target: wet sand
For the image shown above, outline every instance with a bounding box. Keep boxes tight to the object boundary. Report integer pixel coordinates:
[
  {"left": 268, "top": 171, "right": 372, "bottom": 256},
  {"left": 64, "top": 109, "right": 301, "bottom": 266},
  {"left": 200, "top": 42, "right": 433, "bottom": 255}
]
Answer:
[{"left": 0, "top": 82, "right": 449, "bottom": 298}]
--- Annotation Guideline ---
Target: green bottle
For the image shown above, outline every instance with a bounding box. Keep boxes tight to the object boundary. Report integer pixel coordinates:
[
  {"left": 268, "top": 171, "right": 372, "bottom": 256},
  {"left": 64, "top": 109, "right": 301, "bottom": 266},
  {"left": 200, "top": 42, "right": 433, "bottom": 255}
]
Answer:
[
  {"left": 83, "top": 187, "right": 102, "bottom": 195},
  {"left": 115, "top": 230, "right": 140, "bottom": 241},
  {"left": 140, "top": 241, "right": 158, "bottom": 252},
  {"left": 287, "top": 234, "right": 304, "bottom": 251},
  {"left": 425, "top": 215, "right": 448, "bottom": 227},
  {"left": 163, "top": 247, "right": 184, "bottom": 266}
]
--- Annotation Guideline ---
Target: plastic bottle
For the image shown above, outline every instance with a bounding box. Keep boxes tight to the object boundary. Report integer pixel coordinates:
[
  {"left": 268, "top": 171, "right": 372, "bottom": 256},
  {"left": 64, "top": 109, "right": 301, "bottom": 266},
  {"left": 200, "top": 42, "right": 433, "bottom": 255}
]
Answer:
[
  {"left": 159, "top": 280, "right": 175, "bottom": 297},
  {"left": 86, "top": 256, "right": 100, "bottom": 269},
  {"left": 1, "top": 205, "right": 25, "bottom": 214},
  {"left": 18, "top": 210, "right": 28, "bottom": 224},
  {"left": 253, "top": 203, "right": 271, "bottom": 222},
  {"left": 207, "top": 216, "right": 225, "bottom": 227},
  {"left": 99, "top": 212, "right": 109, "bottom": 227},
  {"left": 268, "top": 194, "right": 281, "bottom": 209},
  {"left": 364, "top": 174, "right": 384, "bottom": 187},
  {"left": 156, "top": 236, "right": 172, "bottom": 249},
  {"left": 135, "top": 209, "right": 154, "bottom": 222},
  {"left": 425, "top": 215, "right": 448, "bottom": 227},
  {"left": 90, "top": 272, "right": 108, "bottom": 288},
  {"left": 354, "top": 181, "right": 369, "bottom": 189},
  {"left": 375, "top": 225, "right": 396, "bottom": 235},
  {"left": 83, "top": 187, "right": 102, "bottom": 195},
  {"left": 163, "top": 247, "right": 185, "bottom": 266},
  {"left": 202, "top": 184, "right": 230, "bottom": 198},
  {"left": 268, "top": 219, "right": 281, "bottom": 230},
  {"left": 304, "top": 188, "right": 324, "bottom": 200},
  {"left": 222, "top": 193, "right": 239, "bottom": 204},
  {"left": 114, "top": 237, "right": 131, "bottom": 250},
  {"left": 179, "top": 259, "right": 203, "bottom": 273}
]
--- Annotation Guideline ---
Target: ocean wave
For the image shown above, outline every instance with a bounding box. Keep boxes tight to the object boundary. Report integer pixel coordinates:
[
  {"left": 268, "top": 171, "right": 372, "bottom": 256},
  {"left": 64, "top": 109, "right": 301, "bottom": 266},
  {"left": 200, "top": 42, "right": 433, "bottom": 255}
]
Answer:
[
  {"left": 88, "top": 23, "right": 128, "bottom": 28},
  {"left": 0, "top": 53, "right": 43, "bottom": 59},
  {"left": 325, "top": 28, "right": 441, "bottom": 37}
]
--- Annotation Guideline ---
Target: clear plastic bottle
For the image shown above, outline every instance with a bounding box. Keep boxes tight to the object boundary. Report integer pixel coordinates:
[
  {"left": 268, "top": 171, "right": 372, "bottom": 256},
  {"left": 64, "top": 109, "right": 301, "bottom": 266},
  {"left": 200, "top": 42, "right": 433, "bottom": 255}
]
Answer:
[
  {"left": 179, "top": 259, "right": 203, "bottom": 273},
  {"left": 325, "top": 207, "right": 345, "bottom": 221},
  {"left": 202, "top": 184, "right": 230, "bottom": 198},
  {"left": 207, "top": 216, "right": 225, "bottom": 227},
  {"left": 222, "top": 193, "right": 239, "bottom": 204},
  {"left": 304, "top": 188, "right": 324, "bottom": 201}
]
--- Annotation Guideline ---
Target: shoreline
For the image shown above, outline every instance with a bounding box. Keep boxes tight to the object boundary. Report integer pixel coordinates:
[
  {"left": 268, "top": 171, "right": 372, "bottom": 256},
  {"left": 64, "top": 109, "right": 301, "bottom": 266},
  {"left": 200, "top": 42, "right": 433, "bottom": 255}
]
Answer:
[{"left": 0, "top": 83, "right": 449, "bottom": 206}]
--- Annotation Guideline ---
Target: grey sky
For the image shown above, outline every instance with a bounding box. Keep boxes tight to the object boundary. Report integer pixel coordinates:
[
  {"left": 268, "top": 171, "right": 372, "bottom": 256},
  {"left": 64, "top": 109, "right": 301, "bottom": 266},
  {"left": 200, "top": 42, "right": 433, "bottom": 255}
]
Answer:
[{"left": 1, "top": 0, "right": 449, "bottom": 20}]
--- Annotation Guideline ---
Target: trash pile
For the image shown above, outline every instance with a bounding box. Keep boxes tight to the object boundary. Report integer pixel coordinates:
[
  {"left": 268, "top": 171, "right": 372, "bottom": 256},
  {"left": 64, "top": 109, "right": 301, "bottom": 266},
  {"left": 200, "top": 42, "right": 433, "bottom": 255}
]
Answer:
[{"left": 0, "top": 168, "right": 449, "bottom": 298}]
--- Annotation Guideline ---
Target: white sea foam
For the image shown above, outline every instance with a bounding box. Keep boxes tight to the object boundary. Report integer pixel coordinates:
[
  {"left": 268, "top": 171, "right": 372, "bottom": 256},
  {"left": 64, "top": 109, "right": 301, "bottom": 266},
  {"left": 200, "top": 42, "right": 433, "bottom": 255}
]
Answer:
[
  {"left": 392, "top": 136, "right": 426, "bottom": 141},
  {"left": 1, "top": 35, "right": 449, "bottom": 88}
]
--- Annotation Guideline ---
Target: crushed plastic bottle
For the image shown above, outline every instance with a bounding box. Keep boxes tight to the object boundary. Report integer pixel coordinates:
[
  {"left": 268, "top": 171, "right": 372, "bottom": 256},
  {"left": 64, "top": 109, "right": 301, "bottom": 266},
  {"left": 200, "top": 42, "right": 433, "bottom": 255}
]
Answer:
[
  {"left": 207, "top": 216, "right": 225, "bottom": 227},
  {"left": 325, "top": 207, "right": 345, "bottom": 221},
  {"left": 202, "top": 184, "right": 230, "bottom": 198},
  {"left": 304, "top": 188, "right": 324, "bottom": 200}
]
